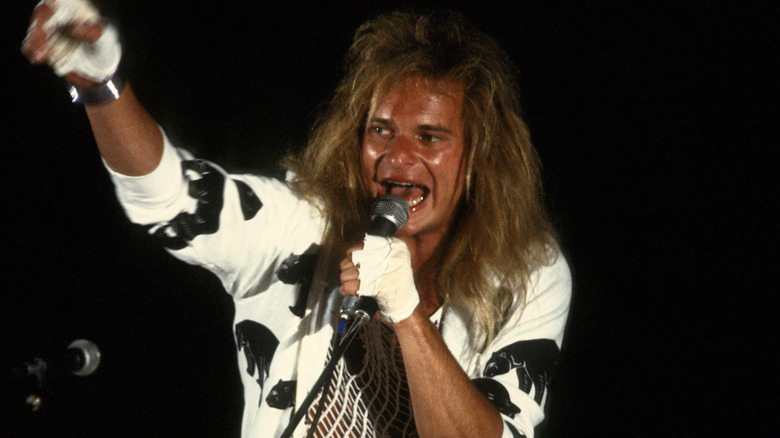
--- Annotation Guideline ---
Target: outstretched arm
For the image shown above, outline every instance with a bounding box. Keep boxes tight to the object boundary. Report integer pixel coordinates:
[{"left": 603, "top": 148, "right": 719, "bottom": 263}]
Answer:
[{"left": 83, "top": 84, "right": 163, "bottom": 176}]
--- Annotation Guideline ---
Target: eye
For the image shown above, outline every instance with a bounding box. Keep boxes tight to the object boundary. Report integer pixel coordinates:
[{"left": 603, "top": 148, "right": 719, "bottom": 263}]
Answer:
[
  {"left": 419, "top": 133, "right": 440, "bottom": 143},
  {"left": 368, "top": 125, "right": 391, "bottom": 137}
]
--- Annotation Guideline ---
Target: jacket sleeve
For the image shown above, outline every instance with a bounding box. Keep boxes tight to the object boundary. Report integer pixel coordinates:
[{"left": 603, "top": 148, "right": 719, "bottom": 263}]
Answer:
[
  {"left": 105, "top": 128, "right": 325, "bottom": 299},
  {"left": 475, "top": 254, "right": 572, "bottom": 437}
]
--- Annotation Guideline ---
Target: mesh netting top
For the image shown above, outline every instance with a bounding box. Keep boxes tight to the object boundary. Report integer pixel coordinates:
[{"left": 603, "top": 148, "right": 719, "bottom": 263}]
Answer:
[{"left": 305, "top": 318, "right": 418, "bottom": 437}]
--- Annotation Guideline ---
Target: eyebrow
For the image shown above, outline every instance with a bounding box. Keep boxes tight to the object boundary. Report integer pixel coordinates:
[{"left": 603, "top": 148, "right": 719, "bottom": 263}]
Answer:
[
  {"left": 367, "top": 117, "right": 392, "bottom": 126},
  {"left": 419, "top": 124, "right": 453, "bottom": 135},
  {"left": 368, "top": 118, "right": 454, "bottom": 136}
]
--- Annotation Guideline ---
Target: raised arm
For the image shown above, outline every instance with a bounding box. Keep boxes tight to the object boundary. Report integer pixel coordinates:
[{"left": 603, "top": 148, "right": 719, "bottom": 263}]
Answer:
[
  {"left": 22, "top": 0, "right": 162, "bottom": 176},
  {"left": 83, "top": 84, "right": 163, "bottom": 176}
]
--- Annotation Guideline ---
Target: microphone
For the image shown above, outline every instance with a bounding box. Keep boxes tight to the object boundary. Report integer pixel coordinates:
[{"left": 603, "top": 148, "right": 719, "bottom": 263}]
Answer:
[
  {"left": 340, "top": 194, "right": 409, "bottom": 322},
  {"left": 23, "top": 339, "right": 102, "bottom": 379},
  {"left": 293, "top": 195, "right": 408, "bottom": 437},
  {"left": 65, "top": 339, "right": 102, "bottom": 377},
  {"left": 2, "top": 340, "right": 101, "bottom": 413},
  {"left": 367, "top": 194, "right": 409, "bottom": 238}
]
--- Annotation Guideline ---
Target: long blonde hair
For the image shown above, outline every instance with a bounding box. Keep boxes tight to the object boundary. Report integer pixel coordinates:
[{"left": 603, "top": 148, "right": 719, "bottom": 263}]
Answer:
[{"left": 283, "top": 10, "right": 558, "bottom": 350}]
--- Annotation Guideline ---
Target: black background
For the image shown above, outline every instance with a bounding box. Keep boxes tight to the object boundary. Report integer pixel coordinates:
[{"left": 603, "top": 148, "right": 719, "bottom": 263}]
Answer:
[{"left": 1, "top": 1, "right": 773, "bottom": 436}]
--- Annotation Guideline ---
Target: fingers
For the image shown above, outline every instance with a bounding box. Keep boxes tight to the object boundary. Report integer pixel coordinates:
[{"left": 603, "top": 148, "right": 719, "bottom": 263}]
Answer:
[
  {"left": 67, "top": 21, "right": 104, "bottom": 42},
  {"left": 22, "top": 1, "right": 105, "bottom": 65},
  {"left": 340, "top": 256, "right": 356, "bottom": 271},
  {"left": 339, "top": 256, "right": 360, "bottom": 295},
  {"left": 339, "top": 239, "right": 365, "bottom": 294},
  {"left": 22, "top": 3, "right": 55, "bottom": 64}
]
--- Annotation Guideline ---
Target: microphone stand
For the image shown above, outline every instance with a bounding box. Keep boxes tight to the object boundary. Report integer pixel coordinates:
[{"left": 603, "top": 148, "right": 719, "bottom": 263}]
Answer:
[
  {"left": 281, "top": 195, "right": 404, "bottom": 437},
  {"left": 279, "top": 302, "right": 376, "bottom": 438}
]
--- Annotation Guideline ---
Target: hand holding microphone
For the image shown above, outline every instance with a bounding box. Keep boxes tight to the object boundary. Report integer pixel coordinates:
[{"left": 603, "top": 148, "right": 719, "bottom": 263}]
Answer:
[{"left": 340, "top": 195, "right": 420, "bottom": 324}]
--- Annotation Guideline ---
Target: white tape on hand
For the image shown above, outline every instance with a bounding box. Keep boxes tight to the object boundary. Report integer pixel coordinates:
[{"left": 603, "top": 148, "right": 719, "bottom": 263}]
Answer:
[
  {"left": 43, "top": 0, "right": 100, "bottom": 31},
  {"left": 43, "top": 0, "right": 121, "bottom": 83},
  {"left": 351, "top": 235, "right": 392, "bottom": 298},
  {"left": 352, "top": 236, "right": 420, "bottom": 323}
]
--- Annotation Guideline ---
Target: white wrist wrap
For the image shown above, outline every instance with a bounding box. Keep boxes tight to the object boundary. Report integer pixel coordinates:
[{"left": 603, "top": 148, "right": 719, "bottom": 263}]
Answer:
[
  {"left": 352, "top": 236, "right": 420, "bottom": 323},
  {"left": 42, "top": 0, "right": 121, "bottom": 83}
]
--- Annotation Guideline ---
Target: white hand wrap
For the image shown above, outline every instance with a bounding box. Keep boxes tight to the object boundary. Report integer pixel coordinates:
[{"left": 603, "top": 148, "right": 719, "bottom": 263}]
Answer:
[
  {"left": 41, "top": 0, "right": 121, "bottom": 83},
  {"left": 351, "top": 235, "right": 420, "bottom": 323}
]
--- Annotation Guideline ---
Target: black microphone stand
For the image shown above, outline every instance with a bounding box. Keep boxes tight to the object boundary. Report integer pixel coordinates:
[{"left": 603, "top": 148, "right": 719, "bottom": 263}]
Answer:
[
  {"left": 281, "top": 195, "right": 405, "bottom": 437},
  {"left": 279, "top": 298, "right": 377, "bottom": 438}
]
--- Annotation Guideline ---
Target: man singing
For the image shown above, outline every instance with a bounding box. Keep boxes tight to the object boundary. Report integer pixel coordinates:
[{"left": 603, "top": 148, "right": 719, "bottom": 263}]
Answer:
[{"left": 23, "top": 1, "right": 571, "bottom": 436}]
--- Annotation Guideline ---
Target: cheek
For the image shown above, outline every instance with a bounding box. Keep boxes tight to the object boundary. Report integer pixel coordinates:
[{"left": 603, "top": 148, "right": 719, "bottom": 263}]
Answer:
[
  {"left": 431, "top": 150, "right": 467, "bottom": 196},
  {"left": 361, "top": 146, "right": 379, "bottom": 189},
  {"left": 363, "top": 139, "right": 389, "bottom": 171},
  {"left": 453, "top": 154, "right": 468, "bottom": 197}
]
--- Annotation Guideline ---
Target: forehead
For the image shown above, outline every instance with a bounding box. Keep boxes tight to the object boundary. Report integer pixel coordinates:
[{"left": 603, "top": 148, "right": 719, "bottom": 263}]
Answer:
[{"left": 370, "top": 75, "right": 465, "bottom": 119}]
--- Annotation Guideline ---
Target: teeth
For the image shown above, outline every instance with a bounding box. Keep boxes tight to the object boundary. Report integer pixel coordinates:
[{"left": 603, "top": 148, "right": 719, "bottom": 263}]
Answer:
[
  {"left": 383, "top": 180, "right": 428, "bottom": 208},
  {"left": 408, "top": 195, "right": 425, "bottom": 207}
]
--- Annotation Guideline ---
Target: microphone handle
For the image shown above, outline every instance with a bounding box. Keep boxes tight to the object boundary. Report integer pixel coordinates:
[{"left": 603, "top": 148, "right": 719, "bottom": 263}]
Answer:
[{"left": 367, "top": 216, "right": 398, "bottom": 237}]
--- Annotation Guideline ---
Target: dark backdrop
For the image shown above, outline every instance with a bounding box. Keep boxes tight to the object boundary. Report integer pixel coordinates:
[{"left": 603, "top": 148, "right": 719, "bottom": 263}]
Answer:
[{"left": 1, "top": 1, "right": 772, "bottom": 436}]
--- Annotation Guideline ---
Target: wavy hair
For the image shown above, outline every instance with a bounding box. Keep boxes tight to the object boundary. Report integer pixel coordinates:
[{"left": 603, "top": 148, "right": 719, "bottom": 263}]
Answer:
[{"left": 283, "top": 10, "right": 558, "bottom": 350}]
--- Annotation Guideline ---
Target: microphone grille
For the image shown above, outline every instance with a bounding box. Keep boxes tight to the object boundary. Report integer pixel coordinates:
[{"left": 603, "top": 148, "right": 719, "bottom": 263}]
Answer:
[
  {"left": 371, "top": 194, "right": 409, "bottom": 230},
  {"left": 68, "top": 339, "right": 101, "bottom": 377}
]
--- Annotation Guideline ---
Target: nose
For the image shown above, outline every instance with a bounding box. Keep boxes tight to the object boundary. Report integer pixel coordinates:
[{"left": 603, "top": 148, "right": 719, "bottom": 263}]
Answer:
[{"left": 385, "top": 134, "right": 416, "bottom": 168}]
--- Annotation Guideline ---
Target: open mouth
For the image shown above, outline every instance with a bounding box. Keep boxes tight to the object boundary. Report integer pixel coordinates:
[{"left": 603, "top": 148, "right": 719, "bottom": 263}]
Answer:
[{"left": 381, "top": 180, "right": 429, "bottom": 208}]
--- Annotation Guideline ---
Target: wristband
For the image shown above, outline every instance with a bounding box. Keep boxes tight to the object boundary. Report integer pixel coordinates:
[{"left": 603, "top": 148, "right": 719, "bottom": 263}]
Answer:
[{"left": 68, "top": 71, "right": 124, "bottom": 105}]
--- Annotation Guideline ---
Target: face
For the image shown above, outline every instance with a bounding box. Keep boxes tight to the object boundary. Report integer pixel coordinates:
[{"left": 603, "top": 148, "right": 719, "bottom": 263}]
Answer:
[{"left": 361, "top": 75, "right": 468, "bottom": 241}]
